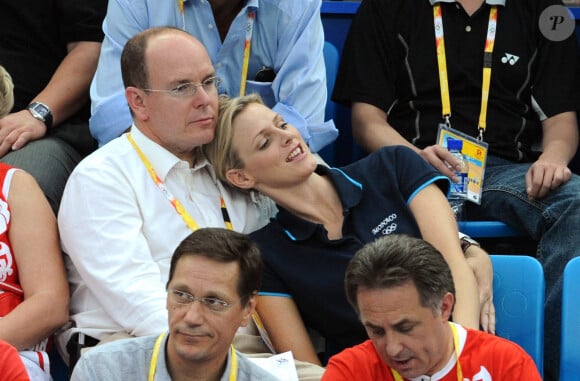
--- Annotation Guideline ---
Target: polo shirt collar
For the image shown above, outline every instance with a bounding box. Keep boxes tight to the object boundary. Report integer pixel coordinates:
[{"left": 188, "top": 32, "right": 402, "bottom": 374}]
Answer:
[
  {"left": 275, "top": 165, "right": 363, "bottom": 241},
  {"left": 428, "top": 0, "right": 506, "bottom": 6}
]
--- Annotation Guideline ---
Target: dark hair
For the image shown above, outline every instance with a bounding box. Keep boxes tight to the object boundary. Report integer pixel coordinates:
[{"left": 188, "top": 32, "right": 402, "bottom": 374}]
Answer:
[
  {"left": 167, "top": 228, "right": 263, "bottom": 306},
  {"left": 121, "top": 26, "right": 185, "bottom": 89},
  {"left": 345, "top": 234, "right": 455, "bottom": 314}
]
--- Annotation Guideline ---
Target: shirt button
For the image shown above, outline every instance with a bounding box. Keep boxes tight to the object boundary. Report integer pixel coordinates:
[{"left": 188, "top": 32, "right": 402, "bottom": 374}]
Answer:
[
  {"left": 208, "top": 24, "right": 214, "bottom": 30},
  {"left": 465, "top": 25, "right": 472, "bottom": 32}
]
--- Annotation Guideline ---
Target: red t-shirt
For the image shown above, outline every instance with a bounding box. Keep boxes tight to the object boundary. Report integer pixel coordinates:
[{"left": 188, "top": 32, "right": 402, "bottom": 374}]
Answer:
[
  {"left": 322, "top": 326, "right": 542, "bottom": 380},
  {"left": 0, "top": 340, "right": 30, "bottom": 381}
]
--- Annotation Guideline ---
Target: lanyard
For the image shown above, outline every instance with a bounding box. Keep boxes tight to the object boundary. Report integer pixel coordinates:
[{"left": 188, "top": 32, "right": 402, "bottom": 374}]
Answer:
[
  {"left": 239, "top": 10, "right": 256, "bottom": 96},
  {"left": 127, "top": 133, "right": 233, "bottom": 231},
  {"left": 433, "top": 4, "right": 498, "bottom": 140},
  {"left": 391, "top": 323, "right": 463, "bottom": 381},
  {"left": 148, "top": 332, "right": 238, "bottom": 381}
]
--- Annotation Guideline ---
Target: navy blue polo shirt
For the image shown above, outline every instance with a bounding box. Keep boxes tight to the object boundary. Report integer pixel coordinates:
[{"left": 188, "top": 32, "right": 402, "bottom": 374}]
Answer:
[
  {"left": 333, "top": 0, "right": 580, "bottom": 162},
  {"left": 251, "top": 146, "right": 449, "bottom": 355}
]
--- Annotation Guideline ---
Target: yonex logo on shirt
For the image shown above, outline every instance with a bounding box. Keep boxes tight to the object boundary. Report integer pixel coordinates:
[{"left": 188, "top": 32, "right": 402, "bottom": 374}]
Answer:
[{"left": 501, "top": 53, "right": 520, "bottom": 65}]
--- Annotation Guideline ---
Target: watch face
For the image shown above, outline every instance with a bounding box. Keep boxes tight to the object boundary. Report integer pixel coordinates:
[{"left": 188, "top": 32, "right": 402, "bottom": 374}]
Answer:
[
  {"left": 32, "top": 103, "right": 50, "bottom": 118},
  {"left": 27, "top": 102, "right": 52, "bottom": 128}
]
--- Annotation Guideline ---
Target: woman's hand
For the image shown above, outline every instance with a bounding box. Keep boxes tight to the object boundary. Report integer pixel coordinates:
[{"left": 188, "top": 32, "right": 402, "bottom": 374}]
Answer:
[{"left": 465, "top": 245, "right": 496, "bottom": 334}]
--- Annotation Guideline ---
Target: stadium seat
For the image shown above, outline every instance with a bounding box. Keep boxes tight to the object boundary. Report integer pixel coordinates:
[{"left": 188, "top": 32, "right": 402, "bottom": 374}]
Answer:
[
  {"left": 491, "top": 255, "right": 544, "bottom": 375},
  {"left": 458, "top": 220, "right": 523, "bottom": 238},
  {"left": 318, "top": 41, "right": 340, "bottom": 165},
  {"left": 560, "top": 257, "right": 580, "bottom": 380}
]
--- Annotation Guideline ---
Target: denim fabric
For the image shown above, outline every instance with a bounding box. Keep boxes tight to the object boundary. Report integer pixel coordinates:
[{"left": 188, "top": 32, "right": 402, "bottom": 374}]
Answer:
[
  {"left": 0, "top": 135, "right": 81, "bottom": 214},
  {"left": 466, "top": 155, "right": 580, "bottom": 381}
]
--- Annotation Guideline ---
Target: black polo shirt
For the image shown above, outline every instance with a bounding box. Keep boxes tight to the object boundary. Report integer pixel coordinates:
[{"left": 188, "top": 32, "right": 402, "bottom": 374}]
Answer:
[
  {"left": 333, "top": 0, "right": 580, "bottom": 162},
  {"left": 251, "top": 146, "right": 449, "bottom": 355}
]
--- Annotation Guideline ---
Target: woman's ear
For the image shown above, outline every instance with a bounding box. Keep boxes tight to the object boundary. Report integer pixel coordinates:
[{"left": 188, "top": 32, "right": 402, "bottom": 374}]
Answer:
[{"left": 226, "top": 168, "right": 255, "bottom": 190}]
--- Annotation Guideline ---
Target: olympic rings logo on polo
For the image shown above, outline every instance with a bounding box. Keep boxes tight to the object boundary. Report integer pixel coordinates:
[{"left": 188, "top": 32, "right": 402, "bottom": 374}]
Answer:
[{"left": 371, "top": 214, "right": 398, "bottom": 235}]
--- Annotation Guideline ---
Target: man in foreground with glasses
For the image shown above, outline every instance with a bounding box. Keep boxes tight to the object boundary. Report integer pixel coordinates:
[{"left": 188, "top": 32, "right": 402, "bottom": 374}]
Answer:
[
  {"left": 71, "top": 228, "right": 275, "bottom": 380},
  {"left": 56, "top": 27, "right": 276, "bottom": 372},
  {"left": 323, "top": 234, "right": 541, "bottom": 380}
]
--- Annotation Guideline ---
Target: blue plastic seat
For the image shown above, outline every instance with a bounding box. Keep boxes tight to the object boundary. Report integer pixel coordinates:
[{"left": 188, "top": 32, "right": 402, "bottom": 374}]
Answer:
[
  {"left": 458, "top": 220, "right": 523, "bottom": 238},
  {"left": 490, "top": 255, "right": 544, "bottom": 375},
  {"left": 560, "top": 257, "right": 580, "bottom": 380}
]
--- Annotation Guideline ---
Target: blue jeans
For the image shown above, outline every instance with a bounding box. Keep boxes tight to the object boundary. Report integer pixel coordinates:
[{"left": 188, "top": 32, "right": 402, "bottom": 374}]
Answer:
[{"left": 466, "top": 155, "right": 580, "bottom": 381}]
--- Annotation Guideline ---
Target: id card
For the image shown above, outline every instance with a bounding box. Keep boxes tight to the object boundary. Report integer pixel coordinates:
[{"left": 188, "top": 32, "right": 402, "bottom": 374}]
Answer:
[{"left": 437, "top": 125, "right": 488, "bottom": 205}]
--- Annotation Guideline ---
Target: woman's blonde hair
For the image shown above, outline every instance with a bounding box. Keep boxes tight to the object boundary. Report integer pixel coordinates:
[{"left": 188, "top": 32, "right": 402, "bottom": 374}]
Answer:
[{"left": 204, "top": 93, "right": 264, "bottom": 185}]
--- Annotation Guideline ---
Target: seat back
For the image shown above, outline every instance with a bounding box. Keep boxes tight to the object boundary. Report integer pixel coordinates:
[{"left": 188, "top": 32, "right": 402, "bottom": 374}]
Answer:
[
  {"left": 318, "top": 41, "right": 340, "bottom": 165},
  {"left": 560, "top": 257, "right": 580, "bottom": 380},
  {"left": 458, "top": 220, "right": 523, "bottom": 238},
  {"left": 491, "top": 255, "right": 544, "bottom": 375}
]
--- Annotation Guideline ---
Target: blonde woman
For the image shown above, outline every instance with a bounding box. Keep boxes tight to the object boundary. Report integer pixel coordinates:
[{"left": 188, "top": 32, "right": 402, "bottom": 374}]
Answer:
[{"left": 205, "top": 94, "right": 493, "bottom": 366}]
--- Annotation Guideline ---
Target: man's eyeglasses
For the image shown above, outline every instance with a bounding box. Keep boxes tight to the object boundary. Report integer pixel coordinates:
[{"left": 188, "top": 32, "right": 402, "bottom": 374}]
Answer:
[
  {"left": 168, "top": 289, "right": 233, "bottom": 312},
  {"left": 143, "top": 76, "right": 222, "bottom": 98}
]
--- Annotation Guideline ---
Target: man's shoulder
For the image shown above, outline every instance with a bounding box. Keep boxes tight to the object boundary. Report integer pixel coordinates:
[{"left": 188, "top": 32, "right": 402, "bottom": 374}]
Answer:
[
  {"left": 464, "top": 328, "right": 536, "bottom": 362},
  {"left": 72, "top": 336, "right": 155, "bottom": 380},
  {"left": 235, "top": 351, "right": 285, "bottom": 380},
  {"left": 84, "top": 335, "right": 156, "bottom": 358},
  {"left": 75, "top": 135, "right": 133, "bottom": 170}
]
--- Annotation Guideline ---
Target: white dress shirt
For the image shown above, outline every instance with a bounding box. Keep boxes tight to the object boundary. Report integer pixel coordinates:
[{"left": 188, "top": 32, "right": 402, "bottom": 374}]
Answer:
[{"left": 57, "top": 126, "right": 275, "bottom": 354}]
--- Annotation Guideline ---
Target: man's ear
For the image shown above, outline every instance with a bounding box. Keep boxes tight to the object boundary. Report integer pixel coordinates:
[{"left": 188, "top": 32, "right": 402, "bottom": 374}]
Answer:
[
  {"left": 226, "top": 168, "right": 255, "bottom": 190},
  {"left": 125, "top": 87, "right": 148, "bottom": 121},
  {"left": 239, "top": 292, "right": 258, "bottom": 328},
  {"left": 440, "top": 292, "right": 455, "bottom": 322}
]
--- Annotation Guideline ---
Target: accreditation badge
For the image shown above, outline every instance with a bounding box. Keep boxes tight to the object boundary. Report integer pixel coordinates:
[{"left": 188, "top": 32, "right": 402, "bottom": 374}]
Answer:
[{"left": 437, "top": 125, "right": 488, "bottom": 205}]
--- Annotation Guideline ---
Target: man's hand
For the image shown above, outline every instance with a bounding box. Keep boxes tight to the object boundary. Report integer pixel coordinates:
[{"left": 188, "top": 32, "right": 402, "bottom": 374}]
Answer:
[
  {"left": 0, "top": 110, "right": 47, "bottom": 157},
  {"left": 420, "top": 144, "right": 462, "bottom": 182},
  {"left": 525, "top": 157, "right": 572, "bottom": 200}
]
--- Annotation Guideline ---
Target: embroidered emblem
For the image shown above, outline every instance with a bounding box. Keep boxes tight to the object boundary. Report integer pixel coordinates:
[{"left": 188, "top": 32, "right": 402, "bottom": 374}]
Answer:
[{"left": 371, "top": 214, "right": 398, "bottom": 235}]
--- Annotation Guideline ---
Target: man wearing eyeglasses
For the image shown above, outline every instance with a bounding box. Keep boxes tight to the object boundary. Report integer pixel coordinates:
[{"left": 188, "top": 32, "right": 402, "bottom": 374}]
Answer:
[
  {"left": 71, "top": 228, "right": 276, "bottom": 380},
  {"left": 56, "top": 27, "right": 279, "bottom": 374}
]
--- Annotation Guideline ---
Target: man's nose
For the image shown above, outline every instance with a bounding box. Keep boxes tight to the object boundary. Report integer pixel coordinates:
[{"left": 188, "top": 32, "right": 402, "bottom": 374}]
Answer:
[
  {"left": 183, "top": 300, "right": 205, "bottom": 324},
  {"left": 385, "top": 333, "right": 404, "bottom": 357},
  {"left": 191, "top": 86, "right": 212, "bottom": 107}
]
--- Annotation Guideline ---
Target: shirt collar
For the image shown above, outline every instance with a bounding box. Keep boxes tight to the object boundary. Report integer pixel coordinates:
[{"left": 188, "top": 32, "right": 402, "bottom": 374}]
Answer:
[
  {"left": 129, "top": 126, "right": 209, "bottom": 181},
  {"left": 276, "top": 165, "right": 363, "bottom": 241},
  {"left": 428, "top": 0, "right": 506, "bottom": 6}
]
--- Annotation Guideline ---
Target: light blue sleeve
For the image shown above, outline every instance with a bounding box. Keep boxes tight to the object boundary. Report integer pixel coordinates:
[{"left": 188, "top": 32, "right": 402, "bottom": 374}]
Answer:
[{"left": 265, "top": 0, "right": 338, "bottom": 152}]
